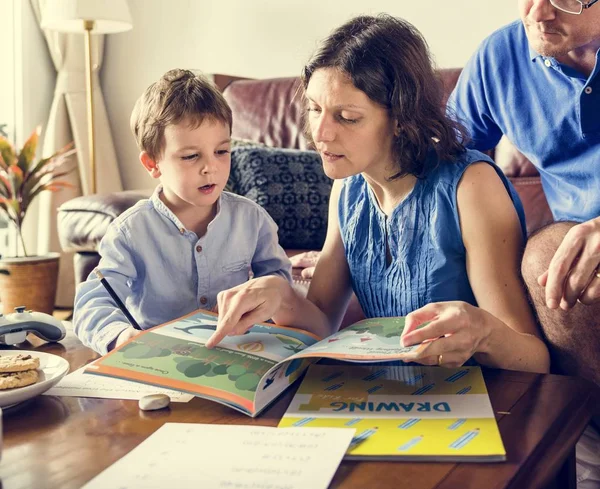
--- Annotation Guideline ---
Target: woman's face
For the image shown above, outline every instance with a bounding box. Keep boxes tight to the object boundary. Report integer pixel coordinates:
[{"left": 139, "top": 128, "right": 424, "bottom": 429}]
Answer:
[{"left": 305, "top": 68, "right": 396, "bottom": 180}]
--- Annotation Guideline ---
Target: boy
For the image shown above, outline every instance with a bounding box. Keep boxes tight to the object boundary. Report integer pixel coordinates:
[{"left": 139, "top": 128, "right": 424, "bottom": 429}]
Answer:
[{"left": 74, "top": 69, "right": 292, "bottom": 354}]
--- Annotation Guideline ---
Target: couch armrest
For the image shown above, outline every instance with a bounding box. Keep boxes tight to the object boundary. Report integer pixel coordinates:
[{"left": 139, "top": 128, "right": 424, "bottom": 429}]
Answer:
[{"left": 57, "top": 190, "right": 152, "bottom": 252}]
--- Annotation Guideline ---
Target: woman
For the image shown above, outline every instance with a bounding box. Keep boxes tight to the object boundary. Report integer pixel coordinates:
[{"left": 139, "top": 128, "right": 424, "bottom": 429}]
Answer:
[{"left": 206, "top": 14, "right": 549, "bottom": 373}]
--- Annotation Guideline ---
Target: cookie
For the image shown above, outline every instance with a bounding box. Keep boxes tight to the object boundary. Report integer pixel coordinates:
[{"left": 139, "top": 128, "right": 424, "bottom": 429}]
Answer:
[
  {"left": 0, "top": 353, "right": 40, "bottom": 372},
  {"left": 0, "top": 369, "right": 39, "bottom": 389}
]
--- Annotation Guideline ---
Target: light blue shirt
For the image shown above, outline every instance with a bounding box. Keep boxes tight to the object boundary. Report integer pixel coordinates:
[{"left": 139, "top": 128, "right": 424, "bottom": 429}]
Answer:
[
  {"left": 448, "top": 20, "right": 600, "bottom": 222},
  {"left": 74, "top": 186, "right": 292, "bottom": 354}
]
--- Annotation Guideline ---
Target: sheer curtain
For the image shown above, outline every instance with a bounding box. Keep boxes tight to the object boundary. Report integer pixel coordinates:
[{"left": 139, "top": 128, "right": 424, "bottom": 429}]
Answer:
[{"left": 31, "top": 0, "right": 123, "bottom": 307}]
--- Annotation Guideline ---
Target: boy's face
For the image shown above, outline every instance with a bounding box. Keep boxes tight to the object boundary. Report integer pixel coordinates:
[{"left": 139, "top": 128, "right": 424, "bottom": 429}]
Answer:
[{"left": 142, "top": 118, "right": 231, "bottom": 214}]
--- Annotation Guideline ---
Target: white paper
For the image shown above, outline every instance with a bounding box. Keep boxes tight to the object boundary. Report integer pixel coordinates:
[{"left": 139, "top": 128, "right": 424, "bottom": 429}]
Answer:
[
  {"left": 44, "top": 365, "right": 193, "bottom": 402},
  {"left": 82, "top": 423, "right": 355, "bottom": 489}
]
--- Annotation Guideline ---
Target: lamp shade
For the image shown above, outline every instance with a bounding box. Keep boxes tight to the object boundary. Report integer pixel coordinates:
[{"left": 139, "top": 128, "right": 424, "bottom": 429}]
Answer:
[{"left": 41, "top": 0, "right": 132, "bottom": 34}]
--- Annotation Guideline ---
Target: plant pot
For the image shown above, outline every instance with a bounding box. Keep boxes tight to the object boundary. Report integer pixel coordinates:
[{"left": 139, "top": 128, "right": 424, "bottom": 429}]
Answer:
[{"left": 0, "top": 252, "right": 60, "bottom": 315}]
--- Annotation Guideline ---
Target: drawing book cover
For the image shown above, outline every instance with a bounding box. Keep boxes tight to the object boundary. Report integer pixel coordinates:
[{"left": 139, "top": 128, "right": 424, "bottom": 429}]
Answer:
[{"left": 279, "top": 364, "right": 506, "bottom": 462}]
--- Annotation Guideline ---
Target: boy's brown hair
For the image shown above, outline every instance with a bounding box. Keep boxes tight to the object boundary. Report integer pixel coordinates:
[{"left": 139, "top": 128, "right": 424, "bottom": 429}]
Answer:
[{"left": 130, "top": 69, "right": 232, "bottom": 161}]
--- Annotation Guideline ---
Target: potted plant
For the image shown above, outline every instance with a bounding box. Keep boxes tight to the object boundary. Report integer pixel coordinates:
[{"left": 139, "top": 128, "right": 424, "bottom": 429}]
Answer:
[{"left": 0, "top": 126, "right": 75, "bottom": 314}]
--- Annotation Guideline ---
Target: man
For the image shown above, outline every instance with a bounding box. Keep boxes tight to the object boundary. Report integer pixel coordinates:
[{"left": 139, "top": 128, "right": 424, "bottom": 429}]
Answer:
[
  {"left": 447, "top": 1, "right": 600, "bottom": 487},
  {"left": 448, "top": 0, "right": 600, "bottom": 384}
]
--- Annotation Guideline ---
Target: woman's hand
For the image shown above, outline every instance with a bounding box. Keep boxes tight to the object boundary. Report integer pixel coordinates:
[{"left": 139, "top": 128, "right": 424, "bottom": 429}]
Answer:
[
  {"left": 205, "top": 275, "right": 289, "bottom": 349},
  {"left": 400, "top": 301, "right": 493, "bottom": 368},
  {"left": 538, "top": 217, "right": 600, "bottom": 310}
]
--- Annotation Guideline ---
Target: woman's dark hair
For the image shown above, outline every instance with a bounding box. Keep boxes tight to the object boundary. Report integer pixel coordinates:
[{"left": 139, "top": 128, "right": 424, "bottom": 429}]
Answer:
[{"left": 301, "top": 14, "right": 468, "bottom": 179}]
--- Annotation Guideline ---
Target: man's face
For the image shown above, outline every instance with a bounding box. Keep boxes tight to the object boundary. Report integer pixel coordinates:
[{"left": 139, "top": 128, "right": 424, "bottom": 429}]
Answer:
[{"left": 519, "top": 0, "right": 600, "bottom": 58}]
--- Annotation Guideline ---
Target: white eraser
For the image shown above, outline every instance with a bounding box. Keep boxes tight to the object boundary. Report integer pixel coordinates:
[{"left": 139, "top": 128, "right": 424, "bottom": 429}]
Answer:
[{"left": 138, "top": 393, "right": 170, "bottom": 411}]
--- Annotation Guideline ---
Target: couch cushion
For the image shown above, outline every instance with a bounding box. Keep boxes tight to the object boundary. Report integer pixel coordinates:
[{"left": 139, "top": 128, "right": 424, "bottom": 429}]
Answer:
[
  {"left": 229, "top": 145, "right": 332, "bottom": 250},
  {"left": 224, "top": 77, "right": 308, "bottom": 150},
  {"left": 57, "top": 190, "right": 153, "bottom": 252}
]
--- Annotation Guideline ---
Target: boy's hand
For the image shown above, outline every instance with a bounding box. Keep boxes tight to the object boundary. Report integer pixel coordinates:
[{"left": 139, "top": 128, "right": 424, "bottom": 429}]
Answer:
[
  {"left": 290, "top": 251, "right": 319, "bottom": 279},
  {"left": 113, "top": 326, "right": 140, "bottom": 349}
]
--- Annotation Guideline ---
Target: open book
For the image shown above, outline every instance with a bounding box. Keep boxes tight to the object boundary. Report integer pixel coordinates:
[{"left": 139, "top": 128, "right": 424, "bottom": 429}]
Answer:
[
  {"left": 86, "top": 309, "right": 428, "bottom": 417},
  {"left": 279, "top": 364, "right": 506, "bottom": 462}
]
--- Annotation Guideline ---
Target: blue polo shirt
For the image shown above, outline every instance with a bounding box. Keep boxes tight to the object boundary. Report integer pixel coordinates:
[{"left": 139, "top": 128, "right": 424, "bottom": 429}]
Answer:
[{"left": 448, "top": 20, "right": 600, "bottom": 222}]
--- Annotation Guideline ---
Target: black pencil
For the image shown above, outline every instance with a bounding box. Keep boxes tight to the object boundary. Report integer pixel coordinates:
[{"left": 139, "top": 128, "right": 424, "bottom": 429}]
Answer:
[{"left": 94, "top": 269, "right": 141, "bottom": 330}]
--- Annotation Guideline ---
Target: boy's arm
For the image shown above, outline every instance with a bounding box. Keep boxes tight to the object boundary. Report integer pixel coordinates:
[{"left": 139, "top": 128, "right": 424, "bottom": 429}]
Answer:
[
  {"left": 250, "top": 208, "right": 292, "bottom": 283},
  {"left": 73, "top": 224, "right": 140, "bottom": 355}
]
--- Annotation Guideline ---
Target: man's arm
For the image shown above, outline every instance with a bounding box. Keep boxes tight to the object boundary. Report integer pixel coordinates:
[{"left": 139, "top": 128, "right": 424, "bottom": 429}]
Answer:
[{"left": 446, "top": 47, "right": 504, "bottom": 152}]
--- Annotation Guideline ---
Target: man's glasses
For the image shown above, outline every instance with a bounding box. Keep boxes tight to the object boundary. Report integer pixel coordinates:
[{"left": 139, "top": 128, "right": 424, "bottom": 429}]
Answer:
[{"left": 550, "top": 0, "right": 599, "bottom": 14}]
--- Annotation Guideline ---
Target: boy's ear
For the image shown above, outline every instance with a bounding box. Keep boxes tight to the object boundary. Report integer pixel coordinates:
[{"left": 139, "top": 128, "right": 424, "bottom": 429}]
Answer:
[{"left": 140, "top": 151, "right": 161, "bottom": 178}]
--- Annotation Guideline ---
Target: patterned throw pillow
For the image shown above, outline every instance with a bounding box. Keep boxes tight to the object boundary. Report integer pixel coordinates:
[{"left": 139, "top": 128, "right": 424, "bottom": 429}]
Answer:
[
  {"left": 229, "top": 145, "right": 332, "bottom": 250},
  {"left": 224, "top": 138, "right": 267, "bottom": 192}
]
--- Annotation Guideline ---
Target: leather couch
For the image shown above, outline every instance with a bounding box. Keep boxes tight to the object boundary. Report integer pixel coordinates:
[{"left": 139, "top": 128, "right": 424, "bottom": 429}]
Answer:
[{"left": 58, "top": 69, "right": 554, "bottom": 312}]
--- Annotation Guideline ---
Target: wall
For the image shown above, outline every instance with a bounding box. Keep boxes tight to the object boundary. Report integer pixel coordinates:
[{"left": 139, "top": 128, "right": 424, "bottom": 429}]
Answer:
[
  {"left": 102, "top": 0, "right": 520, "bottom": 191},
  {"left": 0, "top": 0, "right": 55, "bottom": 256}
]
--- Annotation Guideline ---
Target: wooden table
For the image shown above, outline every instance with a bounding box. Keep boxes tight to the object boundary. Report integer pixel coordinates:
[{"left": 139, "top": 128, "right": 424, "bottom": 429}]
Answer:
[{"left": 0, "top": 329, "right": 595, "bottom": 489}]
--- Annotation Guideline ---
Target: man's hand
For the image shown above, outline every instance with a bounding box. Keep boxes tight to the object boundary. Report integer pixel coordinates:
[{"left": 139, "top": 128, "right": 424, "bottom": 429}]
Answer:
[{"left": 538, "top": 217, "right": 600, "bottom": 310}]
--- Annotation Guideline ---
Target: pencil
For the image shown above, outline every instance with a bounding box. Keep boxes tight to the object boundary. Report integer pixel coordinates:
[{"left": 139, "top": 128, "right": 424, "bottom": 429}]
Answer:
[{"left": 94, "top": 269, "right": 141, "bottom": 330}]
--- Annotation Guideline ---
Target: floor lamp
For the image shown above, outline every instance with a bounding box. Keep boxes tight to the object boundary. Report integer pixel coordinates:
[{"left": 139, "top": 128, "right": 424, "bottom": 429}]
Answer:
[{"left": 41, "top": 0, "right": 132, "bottom": 194}]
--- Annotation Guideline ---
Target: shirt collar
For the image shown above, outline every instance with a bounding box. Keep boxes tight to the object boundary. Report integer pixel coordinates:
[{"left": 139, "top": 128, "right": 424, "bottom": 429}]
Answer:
[
  {"left": 529, "top": 43, "right": 600, "bottom": 66},
  {"left": 528, "top": 44, "right": 557, "bottom": 66},
  {"left": 150, "top": 184, "right": 224, "bottom": 235},
  {"left": 529, "top": 44, "right": 542, "bottom": 62}
]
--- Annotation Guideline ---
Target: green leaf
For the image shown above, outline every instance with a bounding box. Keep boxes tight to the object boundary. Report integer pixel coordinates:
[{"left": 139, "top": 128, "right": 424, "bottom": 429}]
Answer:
[
  {"left": 0, "top": 173, "right": 11, "bottom": 198},
  {"left": 7, "top": 165, "right": 23, "bottom": 196},
  {"left": 1, "top": 126, "right": 75, "bottom": 257},
  {"left": 1, "top": 199, "right": 21, "bottom": 223},
  {"left": 28, "top": 180, "right": 74, "bottom": 203},
  {"left": 28, "top": 144, "right": 75, "bottom": 181},
  {"left": 0, "top": 136, "right": 16, "bottom": 168},
  {"left": 16, "top": 126, "right": 40, "bottom": 173},
  {"left": 0, "top": 200, "right": 17, "bottom": 226}
]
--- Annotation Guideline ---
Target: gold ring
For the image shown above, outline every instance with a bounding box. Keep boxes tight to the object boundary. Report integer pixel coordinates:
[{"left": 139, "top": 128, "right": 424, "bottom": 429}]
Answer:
[
  {"left": 596, "top": 271, "right": 600, "bottom": 280},
  {"left": 437, "top": 354, "right": 443, "bottom": 366}
]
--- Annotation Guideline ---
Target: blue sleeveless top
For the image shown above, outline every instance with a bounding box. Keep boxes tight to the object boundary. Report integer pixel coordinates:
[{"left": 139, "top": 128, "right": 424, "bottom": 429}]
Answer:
[{"left": 338, "top": 149, "right": 526, "bottom": 318}]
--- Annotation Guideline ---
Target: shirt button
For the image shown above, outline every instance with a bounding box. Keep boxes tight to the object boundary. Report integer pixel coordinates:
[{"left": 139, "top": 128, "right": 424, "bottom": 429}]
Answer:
[
  {"left": 196, "top": 245, "right": 203, "bottom": 252},
  {"left": 200, "top": 296, "right": 208, "bottom": 305},
  {"left": 584, "top": 86, "right": 593, "bottom": 94},
  {"left": 544, "top": 59, "right": 551, "bottom": 67},
  {"left": 179, "top": 227, "right": 185, "bottom": 234}
]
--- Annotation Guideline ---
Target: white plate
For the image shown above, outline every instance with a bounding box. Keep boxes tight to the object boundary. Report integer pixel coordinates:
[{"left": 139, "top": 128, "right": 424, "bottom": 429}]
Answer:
[{"left": 0, "top": 350, "right": 70, "bottom": 408}]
